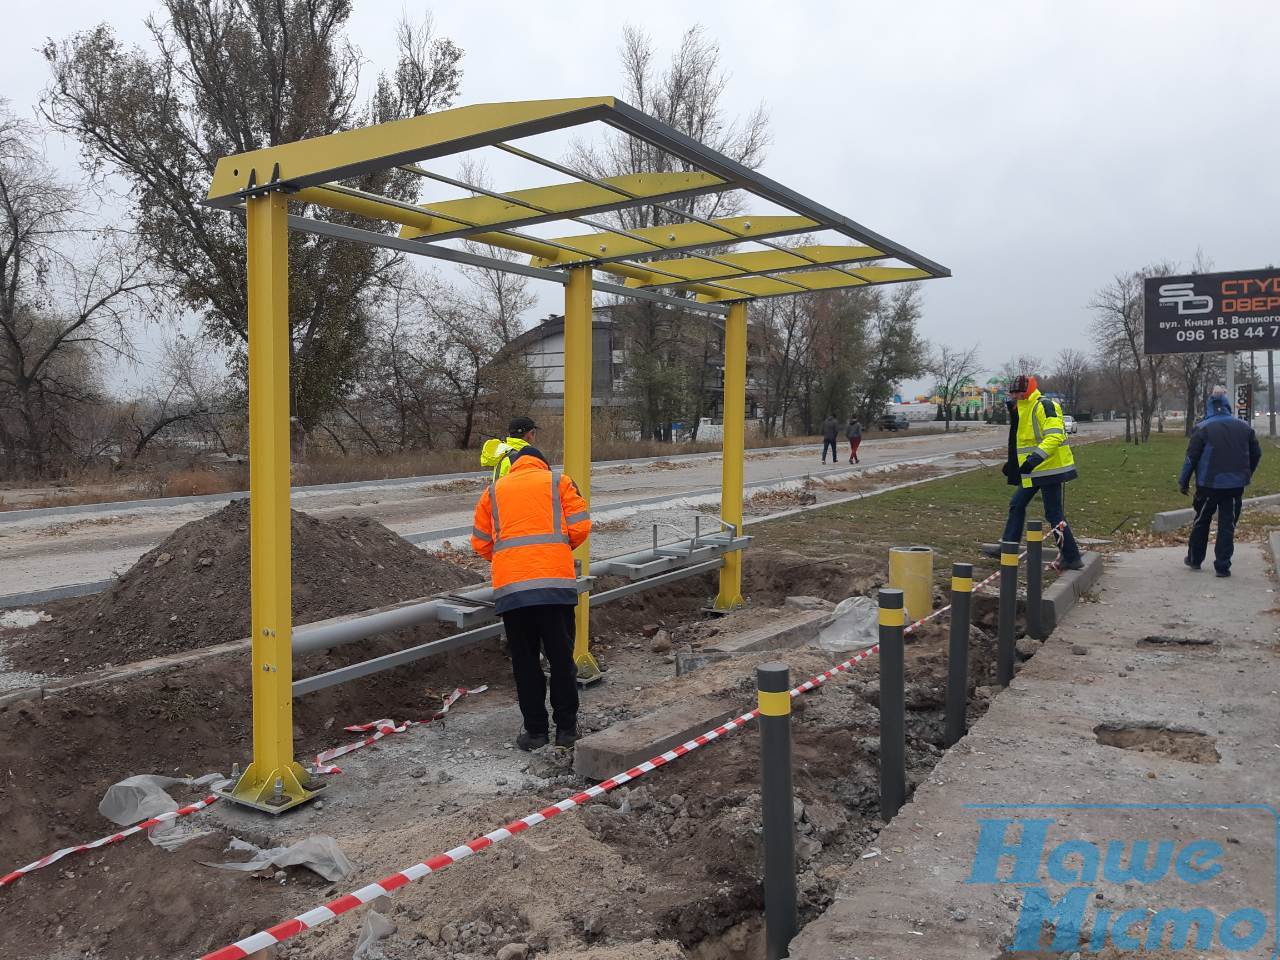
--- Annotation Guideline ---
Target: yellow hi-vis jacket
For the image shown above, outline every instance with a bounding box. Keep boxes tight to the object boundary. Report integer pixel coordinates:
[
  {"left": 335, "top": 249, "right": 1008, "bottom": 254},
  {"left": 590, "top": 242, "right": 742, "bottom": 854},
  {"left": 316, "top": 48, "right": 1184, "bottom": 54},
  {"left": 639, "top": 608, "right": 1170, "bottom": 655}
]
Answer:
[
  {"left": 480, "top": 436, "right": 530, "bottom": 481},
  {"left": 1016, "top": 390, "right": 1077, "bottom": 488}
]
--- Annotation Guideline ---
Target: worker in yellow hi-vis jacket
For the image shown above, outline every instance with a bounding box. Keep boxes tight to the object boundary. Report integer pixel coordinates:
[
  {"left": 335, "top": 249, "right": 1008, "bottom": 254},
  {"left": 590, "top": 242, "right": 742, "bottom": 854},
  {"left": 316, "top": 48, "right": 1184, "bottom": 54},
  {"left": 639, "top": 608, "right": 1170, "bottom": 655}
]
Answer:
[
  {"left": 982, "top": 374, "right": 1083, "bottom": 570},
  {"left": 481, "top": 416, "right": 538, "bottom": 481}
]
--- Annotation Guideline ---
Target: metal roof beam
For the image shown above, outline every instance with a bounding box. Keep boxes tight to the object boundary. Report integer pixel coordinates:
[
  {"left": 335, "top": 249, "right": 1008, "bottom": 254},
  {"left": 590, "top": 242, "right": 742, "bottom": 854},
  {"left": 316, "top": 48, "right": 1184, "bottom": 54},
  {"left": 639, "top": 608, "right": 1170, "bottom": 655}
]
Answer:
[
  {"left": 396, "top": 170, "right": 727, "bottom": 242},
  {"left": 282, "top": 213, "right": 730, "bottom": 316},
  {"left": 622, "top": 244, "right": 885, "bottom": 287},
  {"left": 205, "top": 96, "right": 618, "bottom": 207},
  {"left": 289, "top": 184, "right": 743, "bottom": 300},
  {"left": 602, "top": 100, "right": 951, "bottom": 278},
  {"left": 530, "top": 215, "right": 819, "bottom": 266},
  {"left": 695, "top": 266, "right": 931, "bottom": 301}
]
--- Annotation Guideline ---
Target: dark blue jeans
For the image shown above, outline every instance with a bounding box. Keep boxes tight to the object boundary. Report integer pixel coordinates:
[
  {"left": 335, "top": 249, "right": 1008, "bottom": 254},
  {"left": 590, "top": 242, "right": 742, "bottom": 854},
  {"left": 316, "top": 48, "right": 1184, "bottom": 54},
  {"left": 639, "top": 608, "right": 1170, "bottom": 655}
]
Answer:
[
  {"left": 822, "top": 438, "right": 838, "bottom": 461},
  {"left": 1001, "top": 482, "right": 1081, "bottom": 564},
  {"left": 1187, "top": 487, "right": 1243, "bottom": 573}
]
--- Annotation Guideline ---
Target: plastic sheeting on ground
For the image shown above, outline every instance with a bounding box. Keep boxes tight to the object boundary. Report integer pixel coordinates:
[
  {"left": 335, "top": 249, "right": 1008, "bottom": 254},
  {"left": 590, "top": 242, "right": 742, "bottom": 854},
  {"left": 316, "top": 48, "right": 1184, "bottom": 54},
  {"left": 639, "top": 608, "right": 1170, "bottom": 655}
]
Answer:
[
  {"left": 202, "top": 835, "right": 355, "bottom": 881},
  {"left": 352, "top": 900, "right": 397, "bottom": 959},
  {"left": 815, "top": 595, "right": 879, "bottom": 652},
  {"left": 98, "top": 774, "right": 217, "bottom": 849}
]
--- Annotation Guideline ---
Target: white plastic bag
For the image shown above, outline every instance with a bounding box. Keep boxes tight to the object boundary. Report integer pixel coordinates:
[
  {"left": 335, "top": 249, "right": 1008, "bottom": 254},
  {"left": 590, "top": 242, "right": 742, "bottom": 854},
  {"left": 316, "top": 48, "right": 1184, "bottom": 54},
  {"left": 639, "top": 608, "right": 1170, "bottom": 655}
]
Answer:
[{"left": 815, "top": 596, "right": 879, "bottom": 653}]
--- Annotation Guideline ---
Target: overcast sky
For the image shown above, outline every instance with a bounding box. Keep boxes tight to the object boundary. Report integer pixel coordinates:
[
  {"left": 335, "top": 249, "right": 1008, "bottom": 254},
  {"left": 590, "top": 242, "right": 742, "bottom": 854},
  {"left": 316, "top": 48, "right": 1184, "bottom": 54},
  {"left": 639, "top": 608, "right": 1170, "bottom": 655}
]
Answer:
[{"left": 5, "top": 1, "right": 1279, "bottom": 392}]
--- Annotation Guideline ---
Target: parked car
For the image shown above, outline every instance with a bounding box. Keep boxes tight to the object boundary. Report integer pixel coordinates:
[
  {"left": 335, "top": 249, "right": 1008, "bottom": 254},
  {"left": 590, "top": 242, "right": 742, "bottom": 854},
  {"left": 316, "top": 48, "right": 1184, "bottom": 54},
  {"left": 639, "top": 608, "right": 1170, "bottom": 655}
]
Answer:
[
  {"left": 878, "top": 413, "right": 911, "bottom": 431},
  {"left": 1063, "top": 415, "right": 1078, "bottom": 434}
]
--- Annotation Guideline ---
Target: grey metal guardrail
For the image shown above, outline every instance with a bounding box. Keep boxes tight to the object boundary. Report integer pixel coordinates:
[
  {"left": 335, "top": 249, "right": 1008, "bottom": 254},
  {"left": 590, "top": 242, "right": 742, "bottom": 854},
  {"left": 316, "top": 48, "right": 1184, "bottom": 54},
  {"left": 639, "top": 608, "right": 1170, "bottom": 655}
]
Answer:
[{"left": 292, "top": 557, "right": 726, "bottom": 696}]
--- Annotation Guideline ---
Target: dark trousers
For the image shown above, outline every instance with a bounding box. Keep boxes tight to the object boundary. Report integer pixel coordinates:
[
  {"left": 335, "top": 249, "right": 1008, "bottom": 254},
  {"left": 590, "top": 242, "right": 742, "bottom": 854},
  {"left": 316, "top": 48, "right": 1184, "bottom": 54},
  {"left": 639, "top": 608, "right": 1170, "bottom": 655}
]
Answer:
[
  {"left": 822, "top": 438, "right": 838, "bottom": 461},
  {"left": 1001, "top": 482, "right": 1082, "bottom": 564},
  {"left": 501, "top": 604, "right": 579, "bottom": 735},
  {"left": 1188, "top": 487, "right": 1243, "bottom": 572},
  {"left": 848, "top": 437, "right": 861, "bottom": 461}
]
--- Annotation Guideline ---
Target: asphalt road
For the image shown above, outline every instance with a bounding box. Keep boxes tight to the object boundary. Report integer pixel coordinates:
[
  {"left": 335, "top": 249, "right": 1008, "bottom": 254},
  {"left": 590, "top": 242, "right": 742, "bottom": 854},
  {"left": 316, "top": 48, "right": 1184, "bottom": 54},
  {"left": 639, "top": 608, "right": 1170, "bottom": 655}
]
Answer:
[{"left": 0, "top": 424, "right": 1116, "bottom": 599}]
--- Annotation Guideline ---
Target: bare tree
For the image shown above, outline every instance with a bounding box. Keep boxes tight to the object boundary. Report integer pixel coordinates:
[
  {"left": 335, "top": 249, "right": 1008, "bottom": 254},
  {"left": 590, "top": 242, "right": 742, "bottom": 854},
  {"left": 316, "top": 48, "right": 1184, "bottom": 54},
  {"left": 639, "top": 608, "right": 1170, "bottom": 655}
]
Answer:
[
  {"left": 42, "top": 3, "right": 464, "bottom": 439},
  {"left": 123, "top": 334, "right": 238, "bottom": 459},
  {"left": 567, "top": 25, "right": 771, "bottom": 440},
  {"left": 930, "top": 343, "right": 982, "bottom": 432},
  {"left": 1045, "top": 348, "right": 1091, "bottom": 413},
  {"left": 455, "top": 158, "right": 537, "bottom": 347},
  {"left": 998, "top": 353, "right": 1044, "bottom": 381},
  {"left": 0, "top": 104, "right": 154, "bottom": 477},
  {"left": 1091, "top": 265, "right": 1174, "bottom": 443},
  {"left": 569, "top": 25, "right": 770, "bottom": 230},
  {"left": 757, "top": 297, "right": 810, "bottom": 437}
]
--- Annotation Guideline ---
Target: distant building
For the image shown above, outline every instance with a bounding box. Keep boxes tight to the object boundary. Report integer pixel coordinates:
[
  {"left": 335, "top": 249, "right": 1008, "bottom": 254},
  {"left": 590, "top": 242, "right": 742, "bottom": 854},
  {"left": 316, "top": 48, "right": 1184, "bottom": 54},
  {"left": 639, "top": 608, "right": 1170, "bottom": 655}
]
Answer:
[{"left": 499, "top": 304, "right": 766, "bottom": 425}]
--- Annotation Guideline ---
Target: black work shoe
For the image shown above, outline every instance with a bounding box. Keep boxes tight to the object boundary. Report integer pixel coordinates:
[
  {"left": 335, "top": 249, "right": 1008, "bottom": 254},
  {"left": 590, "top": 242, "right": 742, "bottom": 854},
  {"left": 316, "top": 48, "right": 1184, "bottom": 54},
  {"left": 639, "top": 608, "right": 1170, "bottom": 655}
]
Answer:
[
  {"left": 1059, "top": 559, "right": 1085, "bottom": 571},
  {"left": 516, "top": 731, "right": 549, "bottom": 751},
  {"left": 555, "top": 728, "right": 579, "bottom": 749},
  {"left": 1183, "top": 556, "right": 1201, "bottom": 571},
  {"left": 1215, "top": 569, "right": 1231, "bottom": 578}
]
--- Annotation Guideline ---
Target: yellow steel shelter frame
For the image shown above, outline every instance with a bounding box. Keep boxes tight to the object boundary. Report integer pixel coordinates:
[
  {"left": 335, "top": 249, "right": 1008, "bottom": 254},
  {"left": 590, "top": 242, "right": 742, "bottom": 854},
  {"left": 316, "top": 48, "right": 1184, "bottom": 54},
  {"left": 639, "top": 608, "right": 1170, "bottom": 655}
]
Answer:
[{"left": 203, "top": 96, "right": 948, "bottom": 812}]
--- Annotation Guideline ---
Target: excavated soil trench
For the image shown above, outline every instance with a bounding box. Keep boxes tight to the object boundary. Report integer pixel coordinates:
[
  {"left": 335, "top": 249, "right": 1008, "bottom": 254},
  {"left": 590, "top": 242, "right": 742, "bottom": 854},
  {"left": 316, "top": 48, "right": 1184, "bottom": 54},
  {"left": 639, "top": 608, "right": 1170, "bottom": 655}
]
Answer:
[{"left": 0, "top": 506, "right": 1030, "bottom": 960}]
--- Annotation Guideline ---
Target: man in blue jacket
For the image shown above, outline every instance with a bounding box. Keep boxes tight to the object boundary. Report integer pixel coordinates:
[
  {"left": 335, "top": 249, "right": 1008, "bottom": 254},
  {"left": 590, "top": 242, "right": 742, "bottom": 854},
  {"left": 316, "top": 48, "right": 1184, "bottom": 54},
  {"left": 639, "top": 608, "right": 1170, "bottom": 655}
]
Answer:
[{"left": 1179, "top": 386, "right": 1263, "bottom": 577}]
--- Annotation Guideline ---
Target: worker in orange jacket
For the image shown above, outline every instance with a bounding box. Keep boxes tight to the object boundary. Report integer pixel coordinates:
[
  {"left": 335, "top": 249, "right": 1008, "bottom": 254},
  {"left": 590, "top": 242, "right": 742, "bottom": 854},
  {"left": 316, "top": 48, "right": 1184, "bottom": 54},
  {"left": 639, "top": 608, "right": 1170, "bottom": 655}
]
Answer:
[{"left": 471, "top": 444, "right": 591, "bottom": 750}]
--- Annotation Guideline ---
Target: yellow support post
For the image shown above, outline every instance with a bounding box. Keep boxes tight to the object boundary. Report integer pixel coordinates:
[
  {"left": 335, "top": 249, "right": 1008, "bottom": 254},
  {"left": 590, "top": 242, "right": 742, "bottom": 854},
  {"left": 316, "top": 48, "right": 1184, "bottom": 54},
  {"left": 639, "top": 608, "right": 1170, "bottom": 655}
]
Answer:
[
  {"left": 224, "top": 191, "right": 320, "bottom": 813},
  {"left": 716, "top": 300, "right": 749, "bottom": 609},
  {"left": 564, "top": 267, "right": 602, "bottom": 683}
]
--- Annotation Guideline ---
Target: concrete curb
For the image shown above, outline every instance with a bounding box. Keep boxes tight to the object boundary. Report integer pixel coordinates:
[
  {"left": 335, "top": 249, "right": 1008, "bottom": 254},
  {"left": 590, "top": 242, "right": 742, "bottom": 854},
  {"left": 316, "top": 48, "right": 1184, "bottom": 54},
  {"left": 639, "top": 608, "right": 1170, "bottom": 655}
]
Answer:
[
  {"left": 1152, "top": 492, "right": 1280, "bottom": 531},
  {"left": 1039, "top": 551, "right": 1104, "bottom": 635},
  {"left": 1268, "top": 530, "right": 1280, "bottom": 572}
]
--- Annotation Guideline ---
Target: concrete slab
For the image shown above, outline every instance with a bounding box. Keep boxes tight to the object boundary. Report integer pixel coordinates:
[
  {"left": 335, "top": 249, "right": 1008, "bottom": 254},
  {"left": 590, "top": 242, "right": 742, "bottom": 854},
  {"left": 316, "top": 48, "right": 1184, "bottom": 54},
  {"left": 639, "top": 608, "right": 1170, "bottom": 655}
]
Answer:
[
  {"left": 1152, "top": 491, "right": 1280, "bottom": 531},
  {"left": 1038, "top": 550, "right": 1104, "bottom": 635},
  {"left": 790, "top": 543, "right": 1280, "bottom": 960},
  {"left": 573, "top": 694, "right": 739, "bottom": 780},
  {"left": 705, "top": 608, "right": 831, "bottom": 656}
]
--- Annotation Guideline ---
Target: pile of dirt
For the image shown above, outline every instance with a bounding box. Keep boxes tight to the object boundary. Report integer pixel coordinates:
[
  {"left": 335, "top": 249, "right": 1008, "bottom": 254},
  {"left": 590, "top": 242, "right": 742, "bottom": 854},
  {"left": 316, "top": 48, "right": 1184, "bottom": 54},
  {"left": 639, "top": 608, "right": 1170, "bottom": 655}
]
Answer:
[{"left": 12, "top": 500, "right": 481, "bottom": 675}]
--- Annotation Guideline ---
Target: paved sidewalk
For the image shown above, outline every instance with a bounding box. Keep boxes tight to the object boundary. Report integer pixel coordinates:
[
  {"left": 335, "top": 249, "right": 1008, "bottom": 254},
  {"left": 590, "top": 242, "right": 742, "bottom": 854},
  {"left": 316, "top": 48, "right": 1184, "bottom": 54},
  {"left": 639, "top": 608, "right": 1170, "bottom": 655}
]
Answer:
[{"left": 792, "top": 544, "right": 1280, "bottom": 960}]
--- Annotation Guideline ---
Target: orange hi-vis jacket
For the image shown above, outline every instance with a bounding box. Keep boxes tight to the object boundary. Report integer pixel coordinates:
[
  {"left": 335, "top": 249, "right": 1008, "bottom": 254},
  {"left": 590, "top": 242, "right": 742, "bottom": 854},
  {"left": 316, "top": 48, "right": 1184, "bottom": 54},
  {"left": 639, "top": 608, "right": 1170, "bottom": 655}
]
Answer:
[{"left": 470, "top": 455, "right": 591, "bottom": 613}]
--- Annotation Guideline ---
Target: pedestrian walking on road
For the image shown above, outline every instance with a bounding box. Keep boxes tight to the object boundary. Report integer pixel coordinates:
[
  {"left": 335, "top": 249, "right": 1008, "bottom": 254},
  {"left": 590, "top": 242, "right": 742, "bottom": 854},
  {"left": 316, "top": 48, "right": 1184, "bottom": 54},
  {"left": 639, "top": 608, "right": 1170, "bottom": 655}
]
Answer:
[
  {"left": 471, "top": 447, "right": 591, "bottom": 750},
  {"left": 821, "top": 413, "right": 839, "bottom": 464},
  {"left": 1179, "top": 385, "right": 1262, "bottom": 577},
  {"left": 846, "top": 416, "right": 862, "bottom": 463},
  {"left": 982, "top": 374, "right": 1084, "bottom": 570}
]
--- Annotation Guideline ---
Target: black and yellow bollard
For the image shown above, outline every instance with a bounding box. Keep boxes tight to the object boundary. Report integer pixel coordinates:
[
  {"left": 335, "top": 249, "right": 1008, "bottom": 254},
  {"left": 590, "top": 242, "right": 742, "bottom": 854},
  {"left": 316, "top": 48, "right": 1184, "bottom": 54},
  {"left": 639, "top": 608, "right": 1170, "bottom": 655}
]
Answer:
[
  {"left": 878, "top": 588, "right": 906, "bottom": 821},
  {"left": 1026, "top": 520, "right": 1044, "bottom": 640},
  {"left": 944, "top": 562, "right": 973, "bottom": 747},
  {"left": 997, "top": 540, "right": 1020, "bottom": 686},
  {"left": 757, "top": 662, "right": 796, "bottom": 960}
]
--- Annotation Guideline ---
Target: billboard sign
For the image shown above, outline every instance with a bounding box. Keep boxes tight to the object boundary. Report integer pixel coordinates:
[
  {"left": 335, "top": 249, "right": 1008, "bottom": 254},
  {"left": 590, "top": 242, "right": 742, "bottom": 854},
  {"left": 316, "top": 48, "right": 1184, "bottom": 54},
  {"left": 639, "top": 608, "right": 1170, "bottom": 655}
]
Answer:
[
  {"left": 1143, "top": 268, "right": 1280, "bottom": 354},
  {"left": 1236, "top": 384, "right": 1253, "bottom": 422}
]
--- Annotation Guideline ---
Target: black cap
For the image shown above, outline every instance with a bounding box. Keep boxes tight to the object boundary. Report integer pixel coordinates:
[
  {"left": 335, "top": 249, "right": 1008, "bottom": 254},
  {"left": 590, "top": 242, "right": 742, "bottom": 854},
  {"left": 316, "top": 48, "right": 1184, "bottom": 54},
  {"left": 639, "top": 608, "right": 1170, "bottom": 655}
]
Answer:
[
  {"left": 508, "top": 416, "right": 538, "bottom": 436},
  {"left": 1008, "top": 374, "right": 1030, "bottom": 395}
]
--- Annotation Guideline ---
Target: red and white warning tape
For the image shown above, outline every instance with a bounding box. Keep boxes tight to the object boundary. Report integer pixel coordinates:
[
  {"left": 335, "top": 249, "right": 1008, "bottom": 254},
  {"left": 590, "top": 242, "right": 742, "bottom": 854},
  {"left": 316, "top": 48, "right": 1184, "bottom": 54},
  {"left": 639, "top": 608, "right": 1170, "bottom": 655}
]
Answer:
[
  {"left": 0, "top": 687, "right": 485, "bottom": 889},
  {"left": 974, "top": 521, "right": 1070, "bottom": 594},
  {"left": 313, "top": 686, "right": 487, "bottom": 774},
  {"left": 196, "top": 644, "right": 885, "bottom": 960},
  {"left": 0, "top": 795, "right": 218, "bottom": 888}
]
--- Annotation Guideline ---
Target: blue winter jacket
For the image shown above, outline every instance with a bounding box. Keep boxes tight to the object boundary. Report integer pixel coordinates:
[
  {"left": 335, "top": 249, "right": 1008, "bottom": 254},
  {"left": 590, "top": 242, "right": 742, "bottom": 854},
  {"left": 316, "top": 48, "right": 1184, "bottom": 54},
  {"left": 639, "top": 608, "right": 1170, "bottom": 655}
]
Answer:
[{"left": 1178, "top": 399, "right": 1262, "bottom": 491}]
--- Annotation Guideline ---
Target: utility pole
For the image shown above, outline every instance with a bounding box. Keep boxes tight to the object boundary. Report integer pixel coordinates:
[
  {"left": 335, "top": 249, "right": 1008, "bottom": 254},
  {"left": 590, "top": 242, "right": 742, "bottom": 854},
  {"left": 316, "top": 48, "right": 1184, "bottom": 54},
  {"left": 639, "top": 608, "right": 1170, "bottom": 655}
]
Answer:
[
  {"left": 1269, "top": 350, "right": 1276, "bottom": 437},
  {"left": 1225, "top": 351, "right": 1235, "bottom": 415}
]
